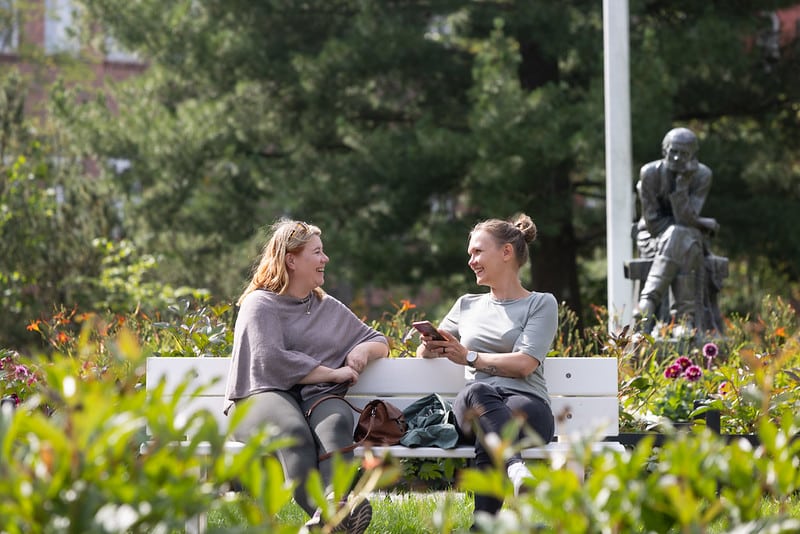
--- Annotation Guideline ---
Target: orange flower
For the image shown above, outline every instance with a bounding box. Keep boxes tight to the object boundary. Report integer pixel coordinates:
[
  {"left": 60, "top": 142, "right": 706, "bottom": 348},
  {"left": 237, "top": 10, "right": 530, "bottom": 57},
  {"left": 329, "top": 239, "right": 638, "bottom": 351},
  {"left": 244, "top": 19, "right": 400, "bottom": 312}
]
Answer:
[
  {"left": 56, "top": 331, "right": 70, "bottom": 344},
  {"left": 399, "top": 299, "right": 416, "bottom": 312},
  {"left": 40, "top": 443, "right": 54, "bottom": 475},
  {"left": 774, "top": 327, "right": 787, "bottom": 338},
  {"left": 53, "top": 310, "right": 72, "bottom": 326},
  {"left": 361, "top": 454, "right": 383, "bottom": 470},
  {"left": 26, "top": 320, "right": 41, "bottom": 332}
]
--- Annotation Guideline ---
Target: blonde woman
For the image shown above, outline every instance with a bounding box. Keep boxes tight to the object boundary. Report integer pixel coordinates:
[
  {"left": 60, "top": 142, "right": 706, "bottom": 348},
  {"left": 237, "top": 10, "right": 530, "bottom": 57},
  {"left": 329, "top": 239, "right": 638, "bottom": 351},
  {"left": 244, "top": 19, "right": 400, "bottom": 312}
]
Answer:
[{"left": 225, "top": 218, "right": 387, "bottom": 533}]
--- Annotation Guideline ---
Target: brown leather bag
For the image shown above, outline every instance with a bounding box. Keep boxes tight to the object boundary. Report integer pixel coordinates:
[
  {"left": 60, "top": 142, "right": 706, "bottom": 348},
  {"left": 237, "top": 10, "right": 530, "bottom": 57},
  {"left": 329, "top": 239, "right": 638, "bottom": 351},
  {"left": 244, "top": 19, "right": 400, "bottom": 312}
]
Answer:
[{"left": 306, "top": 395, "right": 408, "bottom": 461}]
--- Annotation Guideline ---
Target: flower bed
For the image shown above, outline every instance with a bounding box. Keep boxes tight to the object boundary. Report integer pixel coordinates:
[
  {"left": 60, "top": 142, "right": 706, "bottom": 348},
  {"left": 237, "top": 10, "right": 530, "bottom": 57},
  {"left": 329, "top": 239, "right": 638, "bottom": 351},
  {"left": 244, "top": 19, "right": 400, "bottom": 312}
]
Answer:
[{"left": 617, "top": 297, "right": 800, "bottom": 437}]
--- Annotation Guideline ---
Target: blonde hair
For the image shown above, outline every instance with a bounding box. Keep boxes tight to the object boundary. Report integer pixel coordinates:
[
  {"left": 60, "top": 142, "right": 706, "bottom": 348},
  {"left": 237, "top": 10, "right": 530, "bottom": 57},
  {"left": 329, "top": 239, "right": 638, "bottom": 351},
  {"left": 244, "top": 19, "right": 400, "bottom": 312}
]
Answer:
[
  {"left": 471, "top": 213, "right": 537, "bottom": 267},
  {"left": 237, "top": 218, "right": 324, "bottom": 306}
]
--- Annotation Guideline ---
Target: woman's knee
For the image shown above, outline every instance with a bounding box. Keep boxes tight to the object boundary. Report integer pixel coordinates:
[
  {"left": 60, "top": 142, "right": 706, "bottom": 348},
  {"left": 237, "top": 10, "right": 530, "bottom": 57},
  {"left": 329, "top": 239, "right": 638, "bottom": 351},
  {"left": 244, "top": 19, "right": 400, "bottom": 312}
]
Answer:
[
  {"left": 454, "top": 382, "right": 501, "bottom": 435},
  {"left": 459, "top": 381, "right": 498, "bottom": 406},
  {"left": 235, "top": 392, "right": 313, "bottom": 446},
  {"left": 307, "top": 399, "right": 355, "bottom": 447}
]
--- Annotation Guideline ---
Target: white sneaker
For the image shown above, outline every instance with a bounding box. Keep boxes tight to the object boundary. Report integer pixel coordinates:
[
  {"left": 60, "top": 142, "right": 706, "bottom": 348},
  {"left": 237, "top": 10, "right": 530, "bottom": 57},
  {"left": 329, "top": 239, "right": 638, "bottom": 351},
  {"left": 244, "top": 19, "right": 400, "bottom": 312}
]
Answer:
[
  {"left": 300, "top": 509, "right": 322, "bottom": 533},
  {"left": 507, "top": 461, "right": 533, "bottom": 496}
]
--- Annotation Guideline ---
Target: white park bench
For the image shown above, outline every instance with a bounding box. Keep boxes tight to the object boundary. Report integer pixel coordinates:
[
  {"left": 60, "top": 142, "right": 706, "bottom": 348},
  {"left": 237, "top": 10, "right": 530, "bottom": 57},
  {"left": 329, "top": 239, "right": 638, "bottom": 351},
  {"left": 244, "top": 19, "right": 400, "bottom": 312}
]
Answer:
[{"left": 145, "top": 356, "right": 623, "bottom": 533}]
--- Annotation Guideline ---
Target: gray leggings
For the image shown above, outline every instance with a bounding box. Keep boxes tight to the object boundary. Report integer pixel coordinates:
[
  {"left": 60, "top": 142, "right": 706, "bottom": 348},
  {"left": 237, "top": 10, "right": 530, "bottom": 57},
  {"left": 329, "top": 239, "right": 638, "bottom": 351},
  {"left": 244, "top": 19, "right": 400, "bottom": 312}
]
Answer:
[{"left": 232, "top": 390, "right": 355, "bottom": 517}]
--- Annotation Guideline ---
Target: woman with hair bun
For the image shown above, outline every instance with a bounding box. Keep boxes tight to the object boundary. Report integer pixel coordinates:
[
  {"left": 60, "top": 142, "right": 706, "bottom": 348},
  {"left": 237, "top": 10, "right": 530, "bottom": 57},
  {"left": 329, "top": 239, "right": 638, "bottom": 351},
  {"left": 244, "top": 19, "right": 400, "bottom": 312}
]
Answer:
[{"left": 416, "top": 213, "right": 558, "bottom": 523}]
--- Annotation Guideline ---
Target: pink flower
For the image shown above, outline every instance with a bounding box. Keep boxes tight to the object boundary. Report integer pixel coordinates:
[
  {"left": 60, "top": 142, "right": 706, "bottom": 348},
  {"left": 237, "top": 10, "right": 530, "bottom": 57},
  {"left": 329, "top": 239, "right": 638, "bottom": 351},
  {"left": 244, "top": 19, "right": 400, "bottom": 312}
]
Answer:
[
  {"left": 718, "top": 381, "right": 731, "bottom": 396},
  {"left": 675, "top": 356, "right": 692, "bottom": 370},
  {"left": 684, "top": 365, "right": 703, "bottom": 382},
  {"left": 14, "top": 365, "right": 30, "bottom": 378},
  {"left": 702, "top": 343, "right": 718, "bottom": 359},
  {"left": 664, "top": 363, "right": 683, "bottom": 379}
]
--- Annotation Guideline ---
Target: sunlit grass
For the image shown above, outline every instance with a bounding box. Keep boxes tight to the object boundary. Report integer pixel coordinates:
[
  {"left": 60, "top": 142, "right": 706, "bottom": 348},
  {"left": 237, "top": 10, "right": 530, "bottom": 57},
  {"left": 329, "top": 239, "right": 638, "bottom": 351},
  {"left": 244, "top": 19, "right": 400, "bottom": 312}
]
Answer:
[
  {"left": 208, "top": 491, "right": 800, "bottom": 533},
  {"left": 209, "top": 491, "right": 475, "bottom": 533}
]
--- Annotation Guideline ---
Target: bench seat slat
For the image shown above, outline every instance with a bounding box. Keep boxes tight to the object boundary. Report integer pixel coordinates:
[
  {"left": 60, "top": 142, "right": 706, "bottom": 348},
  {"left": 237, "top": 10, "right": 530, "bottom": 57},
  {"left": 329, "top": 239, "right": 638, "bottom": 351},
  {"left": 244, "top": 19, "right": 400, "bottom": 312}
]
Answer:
[{"left": 148, "top": 440, "right": 625, "bottom": 459}]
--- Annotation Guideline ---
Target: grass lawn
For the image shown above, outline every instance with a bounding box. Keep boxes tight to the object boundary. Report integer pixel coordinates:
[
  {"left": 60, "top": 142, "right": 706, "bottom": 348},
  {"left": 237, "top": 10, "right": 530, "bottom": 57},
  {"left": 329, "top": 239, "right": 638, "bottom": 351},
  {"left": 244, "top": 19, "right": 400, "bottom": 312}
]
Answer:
[
  {"left": 207, "top": 491, "right": 800, "bottom": 533},
  {"left": 209, "top": 491, "right": 476, "bottom": 533}
]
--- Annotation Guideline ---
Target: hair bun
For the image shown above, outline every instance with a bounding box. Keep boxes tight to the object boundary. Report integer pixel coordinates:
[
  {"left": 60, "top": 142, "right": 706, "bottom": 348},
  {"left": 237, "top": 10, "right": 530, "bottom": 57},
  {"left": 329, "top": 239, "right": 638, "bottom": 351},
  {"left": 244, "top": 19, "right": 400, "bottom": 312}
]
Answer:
[{"left": 513, "top": 214, "right": 537, "bottom": 244}]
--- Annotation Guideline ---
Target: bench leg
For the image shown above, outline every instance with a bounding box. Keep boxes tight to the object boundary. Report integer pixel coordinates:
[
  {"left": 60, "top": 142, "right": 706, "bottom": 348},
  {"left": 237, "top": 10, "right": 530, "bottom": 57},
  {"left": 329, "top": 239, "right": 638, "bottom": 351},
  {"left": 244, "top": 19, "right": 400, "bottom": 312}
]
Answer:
[
  {"left": 185, "top": 514, "right": 207, "bottom": 534},
  {"left": 186, "top": 463, "right": 208, "bottom": 534},
  {"left": 566, "top": 461, "right": 585, "bottom": 482},
  {"left": 547, "top": 449, "right": 585, "bottom": 482}
]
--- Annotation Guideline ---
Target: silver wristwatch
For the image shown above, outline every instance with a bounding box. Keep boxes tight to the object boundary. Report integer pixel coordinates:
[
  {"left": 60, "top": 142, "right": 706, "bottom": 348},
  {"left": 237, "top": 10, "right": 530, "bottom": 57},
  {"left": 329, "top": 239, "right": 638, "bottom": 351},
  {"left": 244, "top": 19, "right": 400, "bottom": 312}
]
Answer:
[{"left": 466, "top": 350, "right": 478, "bottom": 368}]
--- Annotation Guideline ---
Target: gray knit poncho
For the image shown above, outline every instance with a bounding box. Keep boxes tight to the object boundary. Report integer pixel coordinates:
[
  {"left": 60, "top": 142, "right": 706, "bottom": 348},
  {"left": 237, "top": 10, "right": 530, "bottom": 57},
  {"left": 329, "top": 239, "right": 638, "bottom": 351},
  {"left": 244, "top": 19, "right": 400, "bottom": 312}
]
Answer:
[{"left": 225, "top": 290, "right": 387, "bottom": 410}]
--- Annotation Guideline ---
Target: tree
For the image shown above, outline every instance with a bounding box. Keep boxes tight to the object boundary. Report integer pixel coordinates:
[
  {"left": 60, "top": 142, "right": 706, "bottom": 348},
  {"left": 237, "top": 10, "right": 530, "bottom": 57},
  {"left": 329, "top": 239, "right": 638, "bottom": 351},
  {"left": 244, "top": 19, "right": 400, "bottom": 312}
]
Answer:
[
  {"left": 0, "top": 73, "right": 118, "bottom": 348},
  {"left": 60, "top": 0, "right": 800, "bottom": 323}
]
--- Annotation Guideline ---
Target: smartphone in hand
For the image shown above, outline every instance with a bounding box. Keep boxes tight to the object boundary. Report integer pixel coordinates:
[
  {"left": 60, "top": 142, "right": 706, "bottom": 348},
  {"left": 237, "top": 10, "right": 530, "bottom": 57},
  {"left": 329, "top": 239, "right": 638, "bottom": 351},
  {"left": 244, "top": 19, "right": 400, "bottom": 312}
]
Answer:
[{"left": 411, "top": 320, "right": 446, "bottom": 341}]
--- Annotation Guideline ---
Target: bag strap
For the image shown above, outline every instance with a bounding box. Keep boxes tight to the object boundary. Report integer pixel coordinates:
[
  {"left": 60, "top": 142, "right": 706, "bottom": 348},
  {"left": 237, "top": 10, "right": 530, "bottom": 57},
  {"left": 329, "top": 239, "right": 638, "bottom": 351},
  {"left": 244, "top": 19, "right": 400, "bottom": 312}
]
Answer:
[{"left": 305, "top": 394, "right": 362, "bottom": 419}]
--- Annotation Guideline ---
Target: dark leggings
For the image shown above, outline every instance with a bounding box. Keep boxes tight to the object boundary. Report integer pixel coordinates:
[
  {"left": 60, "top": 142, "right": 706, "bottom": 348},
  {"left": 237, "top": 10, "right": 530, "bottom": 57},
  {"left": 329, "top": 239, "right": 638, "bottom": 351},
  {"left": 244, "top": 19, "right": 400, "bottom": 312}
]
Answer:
[{"left": 453, "top": 382, "right": 555, "bottom": 515}]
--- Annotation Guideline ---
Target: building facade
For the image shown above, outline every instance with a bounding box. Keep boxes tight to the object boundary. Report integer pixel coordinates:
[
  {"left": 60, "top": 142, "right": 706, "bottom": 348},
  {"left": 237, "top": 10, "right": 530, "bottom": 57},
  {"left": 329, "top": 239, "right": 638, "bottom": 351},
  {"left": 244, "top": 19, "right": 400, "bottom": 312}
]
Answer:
[{"left": 0, "top": 0, "right": 146, "bottom": 116}]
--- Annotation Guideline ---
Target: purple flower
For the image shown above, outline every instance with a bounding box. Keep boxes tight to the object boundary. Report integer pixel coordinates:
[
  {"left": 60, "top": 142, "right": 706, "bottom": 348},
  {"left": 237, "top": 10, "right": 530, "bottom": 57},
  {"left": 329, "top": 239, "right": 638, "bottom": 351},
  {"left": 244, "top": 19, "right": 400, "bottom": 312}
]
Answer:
[
  {"left": 703, "top": 343, "right": 718, "bottom": 359},
  {"left": 684, "top": 365, "right": 703, "bottom": 382},
  {"left": 675, "top": 356, "right": 692, "bottom": 370},
  {"left": 664, "top": 363, "right": 683, "bottom": 379},
  {"left": 14, "top": 365, "right": 30, "bottom": 378}
]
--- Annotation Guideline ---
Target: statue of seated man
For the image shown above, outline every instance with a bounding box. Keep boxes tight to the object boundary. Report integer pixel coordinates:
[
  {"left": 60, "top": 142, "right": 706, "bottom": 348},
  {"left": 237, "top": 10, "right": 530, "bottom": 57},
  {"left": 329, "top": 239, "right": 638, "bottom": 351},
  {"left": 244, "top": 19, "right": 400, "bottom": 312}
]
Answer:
[{"left": 634, "top": 127, "right": 721, "bottom": 334}]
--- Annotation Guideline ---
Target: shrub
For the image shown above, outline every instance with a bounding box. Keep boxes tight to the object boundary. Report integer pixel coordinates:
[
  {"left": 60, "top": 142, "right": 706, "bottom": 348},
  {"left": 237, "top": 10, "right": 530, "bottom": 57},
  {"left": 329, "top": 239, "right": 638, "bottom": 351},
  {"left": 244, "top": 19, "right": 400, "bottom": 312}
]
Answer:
[{"left": 0, "top": 323, "right": 401, "bottom": 532}]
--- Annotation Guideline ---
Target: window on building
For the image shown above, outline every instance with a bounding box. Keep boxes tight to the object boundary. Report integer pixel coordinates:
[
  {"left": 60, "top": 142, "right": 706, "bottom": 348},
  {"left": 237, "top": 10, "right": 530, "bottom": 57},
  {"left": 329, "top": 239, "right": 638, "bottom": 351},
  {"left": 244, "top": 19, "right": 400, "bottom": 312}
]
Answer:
[
  {"left": 0, "top": 0, "right": 19, "bottom": 53},
  {"left": 104, "top": 34, "right": 139, "bottom": 63},
  {"left": 44, "top": 0, "right": 81, "bottom": 55}
]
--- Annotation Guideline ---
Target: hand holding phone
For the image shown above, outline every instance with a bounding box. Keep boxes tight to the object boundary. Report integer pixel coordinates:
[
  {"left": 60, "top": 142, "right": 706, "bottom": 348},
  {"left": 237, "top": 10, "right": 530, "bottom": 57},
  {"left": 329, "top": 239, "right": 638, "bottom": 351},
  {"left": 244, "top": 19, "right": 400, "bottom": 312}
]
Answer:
[{"left": 411, "top": 320, "right": 445, "bottom": 341}]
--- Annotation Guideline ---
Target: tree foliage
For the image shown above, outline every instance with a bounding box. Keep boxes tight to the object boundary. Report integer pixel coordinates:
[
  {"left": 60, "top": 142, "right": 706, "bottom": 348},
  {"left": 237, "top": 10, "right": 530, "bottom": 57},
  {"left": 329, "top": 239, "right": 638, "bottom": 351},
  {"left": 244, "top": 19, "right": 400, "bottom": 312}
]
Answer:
[
  {"left": 0, "top": 72, "right": 196, "bottom": 350},
  {"left": 0, "top": 72, "right": 116, "bottom": 348},
  {"left": 30, "top": 1, "right": 800, "bottom": 324}
]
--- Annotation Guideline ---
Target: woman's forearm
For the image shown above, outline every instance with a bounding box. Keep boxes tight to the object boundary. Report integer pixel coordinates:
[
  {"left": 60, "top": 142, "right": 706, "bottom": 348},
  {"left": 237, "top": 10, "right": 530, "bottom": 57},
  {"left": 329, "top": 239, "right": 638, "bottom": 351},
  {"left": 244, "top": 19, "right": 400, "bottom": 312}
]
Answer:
[{"left": 474, "top": 352, "right": 539, "bottom": 378}]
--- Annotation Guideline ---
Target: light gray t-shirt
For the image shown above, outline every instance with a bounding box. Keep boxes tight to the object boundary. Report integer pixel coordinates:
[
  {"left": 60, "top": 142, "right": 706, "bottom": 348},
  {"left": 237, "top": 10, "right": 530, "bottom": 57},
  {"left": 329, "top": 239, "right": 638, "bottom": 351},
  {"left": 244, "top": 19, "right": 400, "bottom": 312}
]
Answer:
[
  {"left": 438, "top": 291, "right": 558, "bottom": 404},
  {"left": 225, "top": 290, "right": 387, "bottom": 408}
]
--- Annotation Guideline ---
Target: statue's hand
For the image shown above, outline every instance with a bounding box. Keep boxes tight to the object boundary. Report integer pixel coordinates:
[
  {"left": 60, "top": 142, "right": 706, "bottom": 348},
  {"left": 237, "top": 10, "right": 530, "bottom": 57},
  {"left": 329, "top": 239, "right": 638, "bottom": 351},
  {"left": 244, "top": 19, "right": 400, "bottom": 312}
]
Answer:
[{"left": 674, "top": 173, "right": 691, "bottom": 192}]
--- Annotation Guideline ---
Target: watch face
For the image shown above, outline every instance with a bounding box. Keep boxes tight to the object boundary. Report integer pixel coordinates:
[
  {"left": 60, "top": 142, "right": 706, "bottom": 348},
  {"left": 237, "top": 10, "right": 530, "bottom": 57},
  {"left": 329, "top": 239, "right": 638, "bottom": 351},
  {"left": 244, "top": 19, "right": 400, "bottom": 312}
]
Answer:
[{"left": 467, "top": 351, "right": 477, "bottom": 364}]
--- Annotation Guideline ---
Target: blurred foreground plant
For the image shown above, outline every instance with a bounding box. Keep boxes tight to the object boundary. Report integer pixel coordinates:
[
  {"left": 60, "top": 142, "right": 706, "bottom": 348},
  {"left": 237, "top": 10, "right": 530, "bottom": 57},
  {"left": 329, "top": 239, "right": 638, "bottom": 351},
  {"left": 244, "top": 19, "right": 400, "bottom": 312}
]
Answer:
[
  {"left": 0, "top": 318, "right": 407, "bottom": 532},
  {"left": 457, "top": 410, "right": 800, "bottom": 533}
]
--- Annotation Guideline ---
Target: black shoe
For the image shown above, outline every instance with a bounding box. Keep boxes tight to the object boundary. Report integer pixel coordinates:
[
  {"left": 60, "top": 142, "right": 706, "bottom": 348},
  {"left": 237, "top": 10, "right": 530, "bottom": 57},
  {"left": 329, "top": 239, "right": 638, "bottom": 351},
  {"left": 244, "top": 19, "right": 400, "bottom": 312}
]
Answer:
[{"left": 337, "top": 497, "right": 372, "bottom": 534}]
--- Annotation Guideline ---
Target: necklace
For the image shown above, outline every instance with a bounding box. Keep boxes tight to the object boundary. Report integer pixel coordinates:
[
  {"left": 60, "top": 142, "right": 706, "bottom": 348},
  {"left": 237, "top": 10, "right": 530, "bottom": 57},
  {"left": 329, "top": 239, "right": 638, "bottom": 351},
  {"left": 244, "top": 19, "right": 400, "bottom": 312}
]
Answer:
[
  {"left": 492, "top": 291, "right": 529, "bottom": 303},
  {"left": 301, "top": 293, "right": 313, "bottom": 315}
]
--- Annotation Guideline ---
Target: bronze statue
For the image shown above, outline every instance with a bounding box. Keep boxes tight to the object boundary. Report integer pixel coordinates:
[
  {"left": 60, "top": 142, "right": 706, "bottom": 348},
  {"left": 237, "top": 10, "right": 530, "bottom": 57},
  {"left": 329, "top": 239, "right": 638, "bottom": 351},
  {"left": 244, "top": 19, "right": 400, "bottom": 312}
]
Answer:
[{"left": 633, "top": 127, "right": 724, "bottom": 334}]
